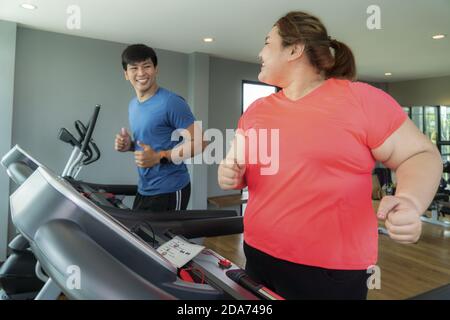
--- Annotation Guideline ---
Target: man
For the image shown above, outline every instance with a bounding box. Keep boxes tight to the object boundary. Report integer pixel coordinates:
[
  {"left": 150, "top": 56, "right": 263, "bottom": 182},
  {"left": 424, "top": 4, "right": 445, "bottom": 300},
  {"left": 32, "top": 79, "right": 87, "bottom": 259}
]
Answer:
[{"left": 115, "top": 44, "right": 204, "bottom": 212}]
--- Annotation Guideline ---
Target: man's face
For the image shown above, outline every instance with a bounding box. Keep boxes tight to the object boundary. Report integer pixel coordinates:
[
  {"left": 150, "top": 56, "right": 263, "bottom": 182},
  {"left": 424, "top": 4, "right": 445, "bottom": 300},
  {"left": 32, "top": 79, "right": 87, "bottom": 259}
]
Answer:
[{"left": 124, "top": 58, "right": 158, "bottom": 95}]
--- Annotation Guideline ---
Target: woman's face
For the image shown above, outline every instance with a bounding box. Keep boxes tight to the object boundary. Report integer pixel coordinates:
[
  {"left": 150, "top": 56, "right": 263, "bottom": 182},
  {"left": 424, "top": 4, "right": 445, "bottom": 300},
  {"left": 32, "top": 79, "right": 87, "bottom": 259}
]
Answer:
[{"left": 257, "top": 26, "right": 293, "bottom": 87}]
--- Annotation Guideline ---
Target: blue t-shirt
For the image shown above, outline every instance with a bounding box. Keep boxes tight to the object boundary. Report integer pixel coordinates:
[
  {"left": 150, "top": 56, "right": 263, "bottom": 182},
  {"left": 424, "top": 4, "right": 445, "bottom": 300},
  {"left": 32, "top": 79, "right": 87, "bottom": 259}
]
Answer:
[{"left": 129, "top": 87, "right": 195, "bottom": 196}]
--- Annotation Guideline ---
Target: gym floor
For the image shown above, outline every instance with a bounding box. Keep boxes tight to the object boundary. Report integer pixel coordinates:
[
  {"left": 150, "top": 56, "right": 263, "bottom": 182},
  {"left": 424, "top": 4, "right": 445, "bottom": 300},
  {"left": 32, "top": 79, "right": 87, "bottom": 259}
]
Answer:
[{"left": 204, "top": 202, "right": 450, "bottom": 300}]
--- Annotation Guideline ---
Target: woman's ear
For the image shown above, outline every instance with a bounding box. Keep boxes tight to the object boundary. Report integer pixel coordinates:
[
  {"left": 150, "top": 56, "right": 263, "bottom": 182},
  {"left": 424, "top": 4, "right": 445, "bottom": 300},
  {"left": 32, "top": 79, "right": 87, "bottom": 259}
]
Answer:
[{"left": 288, "top": 43, "right": 305, "bottom": 61}]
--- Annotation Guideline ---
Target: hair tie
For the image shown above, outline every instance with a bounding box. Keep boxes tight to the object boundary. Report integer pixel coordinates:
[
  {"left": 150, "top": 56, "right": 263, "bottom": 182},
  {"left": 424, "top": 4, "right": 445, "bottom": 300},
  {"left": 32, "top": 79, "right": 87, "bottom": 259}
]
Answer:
[{"left": 327, "top": 36, "right": 337, "bottom": 46}]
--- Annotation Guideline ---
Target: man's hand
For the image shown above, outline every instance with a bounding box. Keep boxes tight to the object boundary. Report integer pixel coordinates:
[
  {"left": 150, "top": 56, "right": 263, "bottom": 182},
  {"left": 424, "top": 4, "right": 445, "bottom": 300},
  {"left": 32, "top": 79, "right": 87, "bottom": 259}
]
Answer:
[
  {"left": 115, "top": 128, "right": 132, "bottom": 152},
  {"left": 218, "top": 158, "right": 246, "bottom": 190},
  {"left": 377, "top": 195, "right": 423, "bottom": 244},
  {"left": 134, "top": 141, "right": 161, "bottom": 168}
]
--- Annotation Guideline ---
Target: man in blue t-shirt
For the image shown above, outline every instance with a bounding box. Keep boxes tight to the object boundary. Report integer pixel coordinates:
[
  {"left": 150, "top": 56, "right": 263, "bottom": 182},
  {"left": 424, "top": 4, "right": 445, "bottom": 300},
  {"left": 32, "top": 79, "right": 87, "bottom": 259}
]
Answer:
[{"left": 115, "top": 44, "right": 204, "bottom": 212}]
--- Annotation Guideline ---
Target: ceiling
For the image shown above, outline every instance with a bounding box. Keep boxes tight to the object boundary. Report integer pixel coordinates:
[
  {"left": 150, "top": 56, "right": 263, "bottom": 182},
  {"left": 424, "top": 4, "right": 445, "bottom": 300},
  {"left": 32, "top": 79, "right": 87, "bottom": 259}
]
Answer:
[{"left": 1, "top": 0, "right": 449, "bottom": 82}]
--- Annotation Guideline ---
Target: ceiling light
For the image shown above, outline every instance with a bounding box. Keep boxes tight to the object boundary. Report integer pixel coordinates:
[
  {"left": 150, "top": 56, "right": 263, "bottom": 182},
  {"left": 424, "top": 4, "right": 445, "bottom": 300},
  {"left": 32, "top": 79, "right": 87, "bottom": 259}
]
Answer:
[
  {"left": 203, "top": 38, "right": 214, "bottom": 43},
  {"left": 432, "top": 34, "right": 446, "bottom": 40},
  {"left": 385, "top": 72, "right": 392, "bottom": 76},
  {"left": 21, "top": 3, "right": 37, "bottom": 10}
]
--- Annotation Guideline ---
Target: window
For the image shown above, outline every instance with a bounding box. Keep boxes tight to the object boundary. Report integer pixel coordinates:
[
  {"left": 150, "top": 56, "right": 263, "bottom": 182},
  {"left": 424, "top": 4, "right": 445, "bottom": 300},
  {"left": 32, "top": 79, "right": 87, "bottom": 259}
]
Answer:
[
  {"left": 404, "top": 105, "right": 450, "bottom": 161},
  {"left": 411, "top": 106, "right": 424, "bottom": 132},
  {"left": 242, "top": 81, "right": 277, "bottom": 113},
  {"left": 440, "top": 106, "right": 450, "bottom": 141},
  {"left": 402, "top": 107, "right": 411, "bottom": 118},
  {"left": 424, "top": 106, "right": 438, "bottom": 144}
]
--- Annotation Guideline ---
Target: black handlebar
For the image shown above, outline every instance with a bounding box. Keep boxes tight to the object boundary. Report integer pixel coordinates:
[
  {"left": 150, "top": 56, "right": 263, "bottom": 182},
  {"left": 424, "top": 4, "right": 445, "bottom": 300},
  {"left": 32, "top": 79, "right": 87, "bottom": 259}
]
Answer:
[
  {"left": 58, "top": 128, "right": 81, "bottom": 148},
  {"left": 80, "top": 105, "right": 100, "bottom": 155},
  {"left": 74, "top": 120, "right": 88, "bottom": 144},
  {"left": 83, "top": 141, "right": 101, "bottom": 165}
]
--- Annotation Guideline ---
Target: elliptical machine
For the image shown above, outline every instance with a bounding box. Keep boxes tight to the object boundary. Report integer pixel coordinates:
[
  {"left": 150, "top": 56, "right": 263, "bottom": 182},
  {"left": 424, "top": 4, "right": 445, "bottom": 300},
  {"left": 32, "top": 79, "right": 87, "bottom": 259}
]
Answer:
[{"left": 0, "top": 105, "right": 103, "bottom": 300}]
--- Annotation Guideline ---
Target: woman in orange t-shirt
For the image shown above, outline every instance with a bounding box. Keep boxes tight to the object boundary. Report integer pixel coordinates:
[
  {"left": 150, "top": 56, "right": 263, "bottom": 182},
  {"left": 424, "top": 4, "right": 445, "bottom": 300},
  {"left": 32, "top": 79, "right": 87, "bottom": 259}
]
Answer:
[{"left": 218, "top": 11, "right": 442, "bottom": 299}]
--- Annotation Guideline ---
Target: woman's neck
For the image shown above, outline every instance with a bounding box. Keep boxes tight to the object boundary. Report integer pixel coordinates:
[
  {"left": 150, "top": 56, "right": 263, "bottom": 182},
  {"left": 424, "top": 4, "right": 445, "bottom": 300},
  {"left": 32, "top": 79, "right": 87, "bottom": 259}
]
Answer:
[{"left": 282, "top": 72, "right": 326, "bottom": 101}]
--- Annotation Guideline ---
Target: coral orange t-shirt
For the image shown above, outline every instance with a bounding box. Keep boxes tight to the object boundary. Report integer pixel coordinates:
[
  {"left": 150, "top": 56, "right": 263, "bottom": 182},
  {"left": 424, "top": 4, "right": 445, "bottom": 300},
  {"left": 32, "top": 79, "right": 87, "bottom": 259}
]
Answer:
[{"left": 238, "top": 78, "right": 407, "bottom": 270}]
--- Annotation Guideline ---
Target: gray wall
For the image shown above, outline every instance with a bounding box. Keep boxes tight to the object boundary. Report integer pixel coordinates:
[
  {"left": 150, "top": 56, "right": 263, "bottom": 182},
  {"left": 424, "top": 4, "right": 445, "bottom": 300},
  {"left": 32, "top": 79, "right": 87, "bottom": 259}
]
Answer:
[
  {"left": 365, "top": 81, "right": 388, "bottom": 92},
  {"left": 12, "top": 27, "right": 189, "bottom": 188},
  {"left": 187, "top": 53, "right": 210, "bottom": 209},
  {"left": 0, "top": 21, "right": 17, "bottom": 261},
  {"left": 388, "top": 75, "right": 450, "bottom": 106},
  {"left": 207, "top": 57, "right": 260, "bottom": 198}
]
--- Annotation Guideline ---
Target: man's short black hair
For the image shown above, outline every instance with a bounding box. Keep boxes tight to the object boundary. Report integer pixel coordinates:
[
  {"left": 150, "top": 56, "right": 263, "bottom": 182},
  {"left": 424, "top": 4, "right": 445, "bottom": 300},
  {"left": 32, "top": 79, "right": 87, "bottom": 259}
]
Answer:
[{"left": 121, "top": 44, "right": 158, "bottom": 70}]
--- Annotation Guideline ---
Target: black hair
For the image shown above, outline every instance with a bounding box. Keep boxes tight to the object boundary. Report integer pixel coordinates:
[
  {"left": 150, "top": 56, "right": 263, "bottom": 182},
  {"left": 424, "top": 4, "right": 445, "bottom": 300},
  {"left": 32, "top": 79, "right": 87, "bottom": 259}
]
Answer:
[{"left": 121, "top": 44, "right": 158, "bottom": 70}]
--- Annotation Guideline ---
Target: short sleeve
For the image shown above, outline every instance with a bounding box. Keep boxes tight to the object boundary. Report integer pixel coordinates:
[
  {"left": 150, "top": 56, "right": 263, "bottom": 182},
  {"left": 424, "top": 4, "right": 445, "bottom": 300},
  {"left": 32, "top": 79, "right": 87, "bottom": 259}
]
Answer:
[
  {"left": 351, "top": 82, "right": 408, "bottom": 149},
  {"left": 166, "top": 94, "right": 196, "bottom": 129}
]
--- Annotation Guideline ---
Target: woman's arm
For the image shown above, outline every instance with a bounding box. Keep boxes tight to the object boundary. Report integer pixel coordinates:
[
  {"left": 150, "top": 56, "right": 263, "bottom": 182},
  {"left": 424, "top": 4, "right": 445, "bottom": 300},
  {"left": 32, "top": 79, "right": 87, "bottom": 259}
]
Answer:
[{"left": 371, "top": 118, "right": 442, "bottom": 243}]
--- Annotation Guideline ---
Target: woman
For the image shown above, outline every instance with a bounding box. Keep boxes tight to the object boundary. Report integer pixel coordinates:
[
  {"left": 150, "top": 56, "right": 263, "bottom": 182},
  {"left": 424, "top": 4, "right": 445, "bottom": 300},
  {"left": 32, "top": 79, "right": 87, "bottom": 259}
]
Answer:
[{"left": 218, "top": 11, "right": 442, "bottom": 299}]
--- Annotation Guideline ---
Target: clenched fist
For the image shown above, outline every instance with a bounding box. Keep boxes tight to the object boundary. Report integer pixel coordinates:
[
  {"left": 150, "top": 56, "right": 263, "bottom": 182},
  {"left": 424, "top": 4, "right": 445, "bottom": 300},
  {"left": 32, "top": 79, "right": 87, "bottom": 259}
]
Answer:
[{"left": 377, "top": 195, "right": 422, "bottom": 244}]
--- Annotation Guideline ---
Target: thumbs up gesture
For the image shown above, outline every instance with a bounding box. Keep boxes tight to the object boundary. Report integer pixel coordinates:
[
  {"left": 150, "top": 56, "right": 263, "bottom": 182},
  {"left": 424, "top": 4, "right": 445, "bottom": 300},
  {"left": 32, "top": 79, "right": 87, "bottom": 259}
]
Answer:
[
  {"left": 218, "top": 157, "right": 246, "bottom": 190},
  {"left": 115, "top": 127, "right": 132, "bottom": 152},
  {"left": 134, "top": 141, "right": 161, "bottom": 168},
  {"left": 218, "top": 132, "right": 246, "bottom": 190}
]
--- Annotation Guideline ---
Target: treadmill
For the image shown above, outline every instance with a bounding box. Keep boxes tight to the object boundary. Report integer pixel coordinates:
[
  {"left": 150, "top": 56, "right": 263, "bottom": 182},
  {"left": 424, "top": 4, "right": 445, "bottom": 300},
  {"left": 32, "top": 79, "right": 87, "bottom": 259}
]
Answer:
[{"left": 2, "top": 146, "right": 282, "bottom": 300}]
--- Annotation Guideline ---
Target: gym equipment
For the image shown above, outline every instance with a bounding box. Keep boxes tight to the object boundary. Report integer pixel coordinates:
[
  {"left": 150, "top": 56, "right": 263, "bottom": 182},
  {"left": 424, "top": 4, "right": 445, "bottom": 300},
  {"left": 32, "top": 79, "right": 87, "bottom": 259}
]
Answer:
[
  {"left": 1, "top": 106, "right": 272, "bottom": 300},
  {"left": 61, "top": 105, "right": 101, "bottom": 178},
  {"left": 7, "top": 144, "right": 242, "bottom": 300},
  {"left": 3, "top": 147, "right": 269, "bottom": 300},
  {"left": 409, "top": 283, "right": 450, "bottom": 300},
  {"left": 0, "top": 234, "right": 44, "bottom": 300},
  {"left": 374, "top": 166, "right": 450, "bottom": 228},
  {"left": 421, "top": 162, "right": 450, "bottom": 228},
  {"left": 0, "top": 105, "right": 104, "bottom": 300},
  {"left": 0, "top": 146, "right": 59, "bottom": 299}
]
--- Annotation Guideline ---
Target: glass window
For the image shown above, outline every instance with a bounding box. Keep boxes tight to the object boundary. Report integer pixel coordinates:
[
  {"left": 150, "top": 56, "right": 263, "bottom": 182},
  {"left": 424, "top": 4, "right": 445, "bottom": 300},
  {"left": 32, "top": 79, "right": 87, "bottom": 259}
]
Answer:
[
  {"left": 402, "top": 107, "right": 411, "bottom": 118},
  {"left": 411, "top": 106, "right": 423, "bottom": 132},
  {"left": 441, "top": 145, "right": 450, "bottom": 181},
  {"left": 424, "top": 106, "right": 437, "bottom": 144},
  {"left": 242, "top": 82, "right": 277, "bottom": 113},
  {"left": 440, "top": 106, "right": 450, "bottom": 141},
  {"left": 442, "top": 145, "right": 450, "bottom": 161}
]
